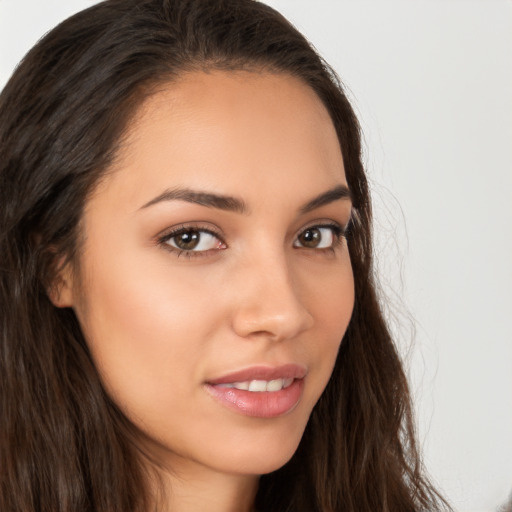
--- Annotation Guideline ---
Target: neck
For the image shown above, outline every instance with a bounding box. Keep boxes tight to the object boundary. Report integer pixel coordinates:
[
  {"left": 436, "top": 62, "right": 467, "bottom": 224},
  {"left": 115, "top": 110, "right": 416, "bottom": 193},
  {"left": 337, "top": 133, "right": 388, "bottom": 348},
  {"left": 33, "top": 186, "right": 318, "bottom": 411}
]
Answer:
[{"left": 149, "top": 460, "right": 259, "bottom": 512}]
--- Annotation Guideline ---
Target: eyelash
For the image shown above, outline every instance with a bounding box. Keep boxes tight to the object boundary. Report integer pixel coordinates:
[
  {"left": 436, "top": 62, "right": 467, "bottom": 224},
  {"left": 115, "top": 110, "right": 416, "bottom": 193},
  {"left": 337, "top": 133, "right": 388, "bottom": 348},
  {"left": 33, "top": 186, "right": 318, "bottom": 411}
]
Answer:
[
  {"left": 294, "top": 222, "right": 347, "bottom": 253},
  {"left": 158, "top": 223, "right": 224, "bottom": 259},
  {"left": 158, "top": 221, "right": 350, "bottom": 259}
]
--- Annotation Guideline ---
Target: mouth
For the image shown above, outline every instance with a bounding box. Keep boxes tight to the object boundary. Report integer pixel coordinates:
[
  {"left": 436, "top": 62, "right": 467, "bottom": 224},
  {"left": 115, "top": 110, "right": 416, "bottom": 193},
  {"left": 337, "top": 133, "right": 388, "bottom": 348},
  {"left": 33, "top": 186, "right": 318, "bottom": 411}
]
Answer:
[
  {"left": 204, "top": 364, "right": 306, "bottom": 418},
  {"left": 216, "top": 377, "right": 295, "bottom": 392}
]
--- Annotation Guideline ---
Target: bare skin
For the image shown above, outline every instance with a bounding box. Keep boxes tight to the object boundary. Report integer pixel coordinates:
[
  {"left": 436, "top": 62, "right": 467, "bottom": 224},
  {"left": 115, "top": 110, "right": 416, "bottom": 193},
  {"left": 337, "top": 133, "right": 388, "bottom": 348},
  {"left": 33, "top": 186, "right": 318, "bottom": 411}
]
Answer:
[{"left": 52, "top": 70, "right": 354, "bottom": 511}]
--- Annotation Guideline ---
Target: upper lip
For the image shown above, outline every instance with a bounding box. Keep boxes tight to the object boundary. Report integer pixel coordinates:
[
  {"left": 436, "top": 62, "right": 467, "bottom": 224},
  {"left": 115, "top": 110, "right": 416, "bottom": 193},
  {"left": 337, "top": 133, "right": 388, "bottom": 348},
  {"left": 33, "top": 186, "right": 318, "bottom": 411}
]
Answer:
[{"left": 207, "top": 364, "right": 307, "bottom": 385}]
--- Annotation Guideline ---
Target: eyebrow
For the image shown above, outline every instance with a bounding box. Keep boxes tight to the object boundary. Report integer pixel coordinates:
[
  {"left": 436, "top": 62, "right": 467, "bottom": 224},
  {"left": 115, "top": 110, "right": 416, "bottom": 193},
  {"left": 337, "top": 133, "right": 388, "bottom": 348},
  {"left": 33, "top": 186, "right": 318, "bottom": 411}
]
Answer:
[
  {"left": 299, "top": 184, "right": 352, "bottom": 214},
  {"left": 140, "top": 184, "right": 351, "bottom": 214},
  {"left": 140, "top": 188, "right": 247, "bottom": 213}
]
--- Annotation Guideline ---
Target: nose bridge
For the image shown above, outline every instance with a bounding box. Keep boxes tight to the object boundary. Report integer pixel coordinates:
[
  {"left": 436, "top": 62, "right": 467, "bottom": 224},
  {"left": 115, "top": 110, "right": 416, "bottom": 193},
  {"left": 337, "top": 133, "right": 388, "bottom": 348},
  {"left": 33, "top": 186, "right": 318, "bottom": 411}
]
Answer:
[{"left": 231, "top": 245, "right": 313, "bottom": 341}]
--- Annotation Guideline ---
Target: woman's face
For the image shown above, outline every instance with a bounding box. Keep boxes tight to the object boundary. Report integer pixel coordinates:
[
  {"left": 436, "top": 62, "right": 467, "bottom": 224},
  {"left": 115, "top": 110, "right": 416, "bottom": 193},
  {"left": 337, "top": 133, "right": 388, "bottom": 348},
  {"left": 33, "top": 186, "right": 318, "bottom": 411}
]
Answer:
[{"left": 59, "top": 71, "right": 354, "bottom": 476}]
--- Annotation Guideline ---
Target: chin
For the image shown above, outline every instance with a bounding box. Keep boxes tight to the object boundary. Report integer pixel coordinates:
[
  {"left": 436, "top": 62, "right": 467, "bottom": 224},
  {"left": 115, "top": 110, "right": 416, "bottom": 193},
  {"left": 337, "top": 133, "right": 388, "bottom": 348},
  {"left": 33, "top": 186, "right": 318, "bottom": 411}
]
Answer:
[{"left": 214, "top": 421, "right": 307, "bottom": 476}]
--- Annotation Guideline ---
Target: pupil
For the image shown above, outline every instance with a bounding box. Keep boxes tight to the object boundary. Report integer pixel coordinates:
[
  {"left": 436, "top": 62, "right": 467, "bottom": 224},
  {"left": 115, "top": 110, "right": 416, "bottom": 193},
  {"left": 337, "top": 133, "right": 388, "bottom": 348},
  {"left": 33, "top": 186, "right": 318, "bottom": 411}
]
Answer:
[
  {"left": 301, "top": 228, "right": 320, "bottom": 247},
  {"left": 177, "top": 230, "right": 200, "bottom": 250}
]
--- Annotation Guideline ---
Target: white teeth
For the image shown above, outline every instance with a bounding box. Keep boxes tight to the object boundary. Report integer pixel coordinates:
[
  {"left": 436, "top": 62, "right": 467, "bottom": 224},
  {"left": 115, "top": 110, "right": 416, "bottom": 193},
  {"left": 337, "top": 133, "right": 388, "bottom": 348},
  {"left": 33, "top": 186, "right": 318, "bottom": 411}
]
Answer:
[
  {"left": 217, "top": 378, "right": 294, "bottom": 392},
  {"left": 283, "top": 377, "right": 294, "bottom": 388},
  {"left": 248, "top": 380, "right": 268, "bottom": 392},
  {"left": 266, "top": 378, "right": 284, "bottom": 392}
]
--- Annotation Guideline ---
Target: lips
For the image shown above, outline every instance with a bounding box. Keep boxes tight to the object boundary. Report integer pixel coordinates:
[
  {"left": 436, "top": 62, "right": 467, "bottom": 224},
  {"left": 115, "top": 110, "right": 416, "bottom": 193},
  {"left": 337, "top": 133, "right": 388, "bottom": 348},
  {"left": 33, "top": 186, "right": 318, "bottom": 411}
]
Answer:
[
  {"left": 207, "top": 364, "right": 307, "bottom": 385},
  {"left": 205, "top": 364, "right": 306, "bottom": 418}
]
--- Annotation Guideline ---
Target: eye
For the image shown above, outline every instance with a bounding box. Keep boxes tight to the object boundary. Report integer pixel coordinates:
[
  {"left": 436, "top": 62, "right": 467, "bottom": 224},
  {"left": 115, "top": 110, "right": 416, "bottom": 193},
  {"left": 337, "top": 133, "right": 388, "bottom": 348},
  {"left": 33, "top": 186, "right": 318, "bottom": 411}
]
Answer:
[
  {"left": 293, "top": 224, "right": 343, "bottom": 249},
  {"left": 161, "top": 227, "right": 225, "bottom": 254}
]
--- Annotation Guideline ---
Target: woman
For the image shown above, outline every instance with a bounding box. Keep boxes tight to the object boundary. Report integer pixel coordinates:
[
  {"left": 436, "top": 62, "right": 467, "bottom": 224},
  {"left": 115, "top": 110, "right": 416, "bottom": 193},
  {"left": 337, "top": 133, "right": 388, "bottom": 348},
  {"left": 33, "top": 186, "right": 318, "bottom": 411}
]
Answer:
[{"left": 0, "top": 0, "right": 450, "bottom": 510}]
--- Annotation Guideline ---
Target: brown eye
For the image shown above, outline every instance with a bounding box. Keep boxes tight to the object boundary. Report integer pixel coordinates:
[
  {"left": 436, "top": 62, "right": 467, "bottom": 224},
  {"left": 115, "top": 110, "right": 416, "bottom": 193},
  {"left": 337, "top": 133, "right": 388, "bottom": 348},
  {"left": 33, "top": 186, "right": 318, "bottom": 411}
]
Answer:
[
  {"left": 298, "top": 228, "right": 321, "bottom": 248},
  {"left": 173, "top": 230, "right": 200, "bottom": 250},
  {"left": 294, "top": 226, "right": 337, "bottom": 249},
  {"left": 164, "top": 229, "right": 223, "bottom": 252}
]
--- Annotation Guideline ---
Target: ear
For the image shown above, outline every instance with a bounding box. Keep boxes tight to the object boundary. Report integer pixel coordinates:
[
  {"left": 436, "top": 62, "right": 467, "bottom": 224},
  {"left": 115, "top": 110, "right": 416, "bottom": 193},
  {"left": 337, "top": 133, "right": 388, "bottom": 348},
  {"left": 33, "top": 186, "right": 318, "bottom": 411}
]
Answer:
[{"left": 47, "top": 258, "right": 75, "bottom": 308}]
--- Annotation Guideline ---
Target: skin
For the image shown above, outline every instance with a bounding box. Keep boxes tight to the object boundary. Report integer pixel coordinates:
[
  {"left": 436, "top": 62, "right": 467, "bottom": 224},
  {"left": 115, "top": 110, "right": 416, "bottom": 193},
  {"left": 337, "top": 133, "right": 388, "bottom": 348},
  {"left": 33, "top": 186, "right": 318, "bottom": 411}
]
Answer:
[{"left": 54, "top": 70, "right": 354, "bottom": 512}]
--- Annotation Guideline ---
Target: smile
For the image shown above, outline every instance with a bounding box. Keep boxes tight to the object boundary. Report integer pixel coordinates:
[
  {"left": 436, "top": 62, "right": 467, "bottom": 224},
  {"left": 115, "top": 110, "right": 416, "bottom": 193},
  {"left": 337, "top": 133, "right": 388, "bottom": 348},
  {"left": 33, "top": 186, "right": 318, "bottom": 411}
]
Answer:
[
  {"left": 205, "top": 364, "right": 306, "bottom": 418},
  {"left": 216, "top": 378, "right": 294, "bottom": 392}
]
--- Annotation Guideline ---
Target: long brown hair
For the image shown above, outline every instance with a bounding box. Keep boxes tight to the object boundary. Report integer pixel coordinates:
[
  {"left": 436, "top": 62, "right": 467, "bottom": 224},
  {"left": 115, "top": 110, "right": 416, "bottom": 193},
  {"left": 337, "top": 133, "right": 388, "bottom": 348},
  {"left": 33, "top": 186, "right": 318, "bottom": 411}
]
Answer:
[{"left": 0, "top": 1, "right": 450, "bottom": 510}]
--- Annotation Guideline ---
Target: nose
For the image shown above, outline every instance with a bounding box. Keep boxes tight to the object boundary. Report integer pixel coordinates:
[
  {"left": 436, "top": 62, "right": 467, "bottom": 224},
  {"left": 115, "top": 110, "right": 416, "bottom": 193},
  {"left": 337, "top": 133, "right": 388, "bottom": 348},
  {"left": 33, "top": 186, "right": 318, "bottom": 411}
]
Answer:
[{"left": 230, "top": 251, "right": 314, "bottom": 342}]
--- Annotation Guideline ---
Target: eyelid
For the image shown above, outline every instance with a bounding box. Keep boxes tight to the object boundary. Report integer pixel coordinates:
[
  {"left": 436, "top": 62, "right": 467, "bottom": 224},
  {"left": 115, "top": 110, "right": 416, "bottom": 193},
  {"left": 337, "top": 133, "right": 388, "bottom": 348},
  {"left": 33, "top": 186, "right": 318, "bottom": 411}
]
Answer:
[
  {"left": 293, "top": 219, "right": 350, "bottom": 250},
  {"left": 296, "top": 218, "right": 349, "bottom": 237},
  {"left": 155, "top": 216, "right": 352, "bottom": 258},
  {"left": 157, "top": 222, "right": 223, "bottom": 240},
  {"left": 157, "top": 222, "right": 226, "bottom": 257}
]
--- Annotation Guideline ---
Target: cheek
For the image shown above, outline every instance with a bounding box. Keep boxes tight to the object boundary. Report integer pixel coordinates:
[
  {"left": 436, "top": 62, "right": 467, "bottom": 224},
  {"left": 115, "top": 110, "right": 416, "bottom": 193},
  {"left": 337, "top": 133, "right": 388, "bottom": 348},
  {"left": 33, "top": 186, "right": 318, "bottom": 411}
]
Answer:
[
  {"left": 298, "top": 254, "right": 354, "bottom": 404},
  {"left": 75, "top": 250, "right": 221, "bottom": 415},
  {"left": 307, "top": 250, "right": 354, "bottom": 330}
]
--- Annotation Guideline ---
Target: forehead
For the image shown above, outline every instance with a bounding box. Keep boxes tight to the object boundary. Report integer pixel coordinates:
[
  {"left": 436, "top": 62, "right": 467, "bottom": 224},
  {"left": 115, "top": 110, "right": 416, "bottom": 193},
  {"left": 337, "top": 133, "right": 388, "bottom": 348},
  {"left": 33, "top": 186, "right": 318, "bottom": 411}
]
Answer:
[
  {"left": 93, "top": 70, "right": 346, "bottom": 211},
  {"left": 129, "top": 70, "right": 335, "bottom": 138}
]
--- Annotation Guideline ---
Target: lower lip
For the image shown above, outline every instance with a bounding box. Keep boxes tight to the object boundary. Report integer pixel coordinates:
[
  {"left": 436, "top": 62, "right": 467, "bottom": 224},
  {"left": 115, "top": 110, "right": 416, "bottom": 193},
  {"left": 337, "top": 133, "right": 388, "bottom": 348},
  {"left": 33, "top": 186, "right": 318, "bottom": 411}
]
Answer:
[{"left": 205, "top": 379, "right": 304, "bottom": 418}]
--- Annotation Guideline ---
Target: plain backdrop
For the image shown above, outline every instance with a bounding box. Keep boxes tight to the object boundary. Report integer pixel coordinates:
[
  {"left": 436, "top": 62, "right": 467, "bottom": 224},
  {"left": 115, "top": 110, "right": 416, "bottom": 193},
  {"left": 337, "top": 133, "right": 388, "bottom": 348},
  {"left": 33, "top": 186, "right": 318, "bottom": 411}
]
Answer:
[{"left": 1, "top": 1, "right": 511, "bottom": 511}]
